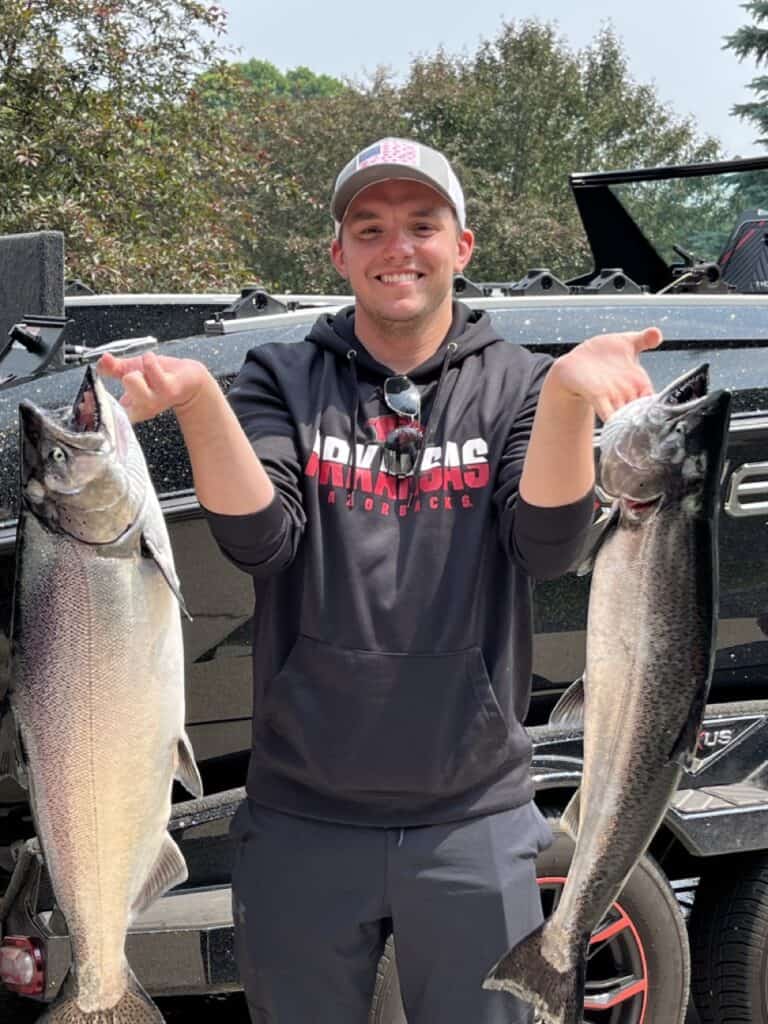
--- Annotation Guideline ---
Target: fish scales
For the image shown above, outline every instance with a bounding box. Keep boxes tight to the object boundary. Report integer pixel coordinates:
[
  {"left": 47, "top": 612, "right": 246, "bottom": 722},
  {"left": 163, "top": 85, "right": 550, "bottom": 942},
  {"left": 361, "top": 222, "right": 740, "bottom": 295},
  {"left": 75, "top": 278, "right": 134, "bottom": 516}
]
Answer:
[
  {"left": 485, "top": 364, "right": 730, "bottom": 1024},
  {"left": 1, "top": 367, "right": 201, "bottom": 1022},
  {"left": 551, "top": 516, "right": 715, "bottom": 963},
  {"left": 15, "top": 517, "right": 184, "bottom": 1010}
]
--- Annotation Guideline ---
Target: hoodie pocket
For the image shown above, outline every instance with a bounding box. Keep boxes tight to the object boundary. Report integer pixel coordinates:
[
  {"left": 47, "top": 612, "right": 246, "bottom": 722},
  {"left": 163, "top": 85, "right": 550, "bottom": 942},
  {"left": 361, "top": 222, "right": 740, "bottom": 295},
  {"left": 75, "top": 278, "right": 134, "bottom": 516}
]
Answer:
[{"left": 261, "top": 636, "right": 515, "bottom": 798}]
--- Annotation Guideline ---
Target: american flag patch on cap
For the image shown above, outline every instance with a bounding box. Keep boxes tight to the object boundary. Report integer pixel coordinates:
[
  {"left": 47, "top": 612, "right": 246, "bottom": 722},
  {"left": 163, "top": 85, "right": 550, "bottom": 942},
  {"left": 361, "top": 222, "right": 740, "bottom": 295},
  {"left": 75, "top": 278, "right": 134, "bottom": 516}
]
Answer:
[{"left": 357, "top": 139, "right": 420, "bottom": 170}]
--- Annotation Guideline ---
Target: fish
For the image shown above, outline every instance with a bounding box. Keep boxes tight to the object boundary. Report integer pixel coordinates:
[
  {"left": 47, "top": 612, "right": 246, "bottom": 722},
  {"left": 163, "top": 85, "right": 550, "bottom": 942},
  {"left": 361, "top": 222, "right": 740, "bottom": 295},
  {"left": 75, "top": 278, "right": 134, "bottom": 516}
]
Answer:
[
  {"left": 483, "top": 363, "right": 731, "bottom": 1024},
  {"left": 0, "top": 366, "right": 202, "bottom": 1022}
]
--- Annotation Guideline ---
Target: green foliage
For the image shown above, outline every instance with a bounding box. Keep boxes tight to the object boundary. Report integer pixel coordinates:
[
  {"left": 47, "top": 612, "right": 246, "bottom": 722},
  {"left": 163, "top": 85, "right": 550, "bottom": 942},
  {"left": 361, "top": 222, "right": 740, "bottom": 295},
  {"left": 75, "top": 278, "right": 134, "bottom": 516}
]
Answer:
[
  {"left": 0, "top": 3, "right": 320, "bottom": 290},
  {"left": 235, "top": 21, "right": 716, "bottom": 289},
  {"left": 393, "top": 22, "right": 717, "bottom": 283},
  {"left": 725, "top": 0, "right": 768, "bottom": 145},
  {"left": 0, "top": 11, "right": 720, "bottom": 293},
  {"left": 198, "top": 58, "right": 346, "bottom": 108}
]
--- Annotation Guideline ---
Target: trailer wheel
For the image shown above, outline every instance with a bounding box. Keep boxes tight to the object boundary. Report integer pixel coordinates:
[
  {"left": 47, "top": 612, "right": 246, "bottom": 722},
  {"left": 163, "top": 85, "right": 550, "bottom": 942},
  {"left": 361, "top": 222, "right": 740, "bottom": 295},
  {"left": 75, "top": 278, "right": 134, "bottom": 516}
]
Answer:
[
  {"left": 689, "top": 853, "right": 768, "bottom": 1023},
  {"left": 369, "top": 820, "right": 690, "bottom": 1024}
]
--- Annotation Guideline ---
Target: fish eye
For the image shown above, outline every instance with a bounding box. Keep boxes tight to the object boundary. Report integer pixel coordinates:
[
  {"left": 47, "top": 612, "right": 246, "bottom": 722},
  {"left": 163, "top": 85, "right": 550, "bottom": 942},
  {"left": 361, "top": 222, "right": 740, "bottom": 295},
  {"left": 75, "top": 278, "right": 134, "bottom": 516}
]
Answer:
[{"left": 49, "top": 447, "right": 67, "bottom": 464}]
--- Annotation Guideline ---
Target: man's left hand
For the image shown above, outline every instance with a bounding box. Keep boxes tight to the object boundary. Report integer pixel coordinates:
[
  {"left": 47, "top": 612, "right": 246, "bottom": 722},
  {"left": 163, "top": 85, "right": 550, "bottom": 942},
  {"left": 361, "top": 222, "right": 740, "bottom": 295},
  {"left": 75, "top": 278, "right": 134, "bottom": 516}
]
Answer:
[{"left": 546, "top": 327, "right": 663, "bottom": 423}]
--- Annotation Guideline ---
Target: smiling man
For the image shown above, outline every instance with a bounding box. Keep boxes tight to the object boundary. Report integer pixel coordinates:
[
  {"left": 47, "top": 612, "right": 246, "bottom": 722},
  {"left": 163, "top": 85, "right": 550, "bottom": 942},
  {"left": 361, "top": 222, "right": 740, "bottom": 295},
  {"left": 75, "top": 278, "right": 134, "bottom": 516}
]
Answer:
[{"left": 99, "top": 137, "right": 661, "bottom": 1024}]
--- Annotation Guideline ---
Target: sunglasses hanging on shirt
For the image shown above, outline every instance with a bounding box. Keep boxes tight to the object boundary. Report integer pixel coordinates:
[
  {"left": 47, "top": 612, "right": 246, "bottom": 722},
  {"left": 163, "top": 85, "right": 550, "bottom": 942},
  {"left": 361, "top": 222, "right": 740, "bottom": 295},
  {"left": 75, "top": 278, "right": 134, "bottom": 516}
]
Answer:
[{"left": 382, "top": 375, "right": 424, "bottom": 478}]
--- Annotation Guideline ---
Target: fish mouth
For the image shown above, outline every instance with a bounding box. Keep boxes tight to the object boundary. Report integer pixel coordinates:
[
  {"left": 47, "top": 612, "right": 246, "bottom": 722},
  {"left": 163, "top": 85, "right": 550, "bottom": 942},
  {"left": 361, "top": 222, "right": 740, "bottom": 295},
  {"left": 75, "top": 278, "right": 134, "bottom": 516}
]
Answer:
[
  {"left": 19, "top": 368, "right": 106, "bottom": 454},
  {"left": 621, "top": 493, "right": 663, "bottom": 520},
  {"left": 657, "top": 363, "right": 709, "bottom": 409},
  {"left": 70, "top": 366, "right": 102, "bottom": 433},
  {"left": 656, "top": 361, "right": 732, "bottom": 428}
]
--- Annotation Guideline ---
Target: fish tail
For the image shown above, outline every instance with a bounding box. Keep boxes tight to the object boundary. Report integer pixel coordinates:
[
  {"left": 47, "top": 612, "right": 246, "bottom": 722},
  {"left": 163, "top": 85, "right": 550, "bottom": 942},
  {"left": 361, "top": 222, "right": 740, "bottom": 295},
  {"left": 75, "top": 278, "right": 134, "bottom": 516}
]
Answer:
[
  {"left": 37, "top": 969, "right": 164, "bottom": 1023},
  {"left": 483, "top": 921, "right": 587, "bottom": 1024}
]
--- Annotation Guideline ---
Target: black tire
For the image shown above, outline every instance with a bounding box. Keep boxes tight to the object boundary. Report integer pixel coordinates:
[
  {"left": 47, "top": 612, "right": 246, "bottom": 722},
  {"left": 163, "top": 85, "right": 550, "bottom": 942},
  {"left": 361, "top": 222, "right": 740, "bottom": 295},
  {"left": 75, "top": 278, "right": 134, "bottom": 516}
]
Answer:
[
  {"left": 369, "top": 820, "right": 690, "bottom": 1024},
  {"left": 689, "top": 853, "right": 768, "bottom": 1023},
  {"left": 0, "top": 988, "right": 41, "bottom": 1023}
]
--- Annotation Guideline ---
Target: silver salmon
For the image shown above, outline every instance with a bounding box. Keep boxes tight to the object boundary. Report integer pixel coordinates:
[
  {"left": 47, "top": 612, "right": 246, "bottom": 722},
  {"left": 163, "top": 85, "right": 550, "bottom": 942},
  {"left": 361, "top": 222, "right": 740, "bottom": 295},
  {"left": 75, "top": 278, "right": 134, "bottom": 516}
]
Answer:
[
  {"left": 484, "top": 363, "right": 731, "bottom": 1024},
  {"left": 0, "top": 366, "right": 202, "bottom": 1022}
]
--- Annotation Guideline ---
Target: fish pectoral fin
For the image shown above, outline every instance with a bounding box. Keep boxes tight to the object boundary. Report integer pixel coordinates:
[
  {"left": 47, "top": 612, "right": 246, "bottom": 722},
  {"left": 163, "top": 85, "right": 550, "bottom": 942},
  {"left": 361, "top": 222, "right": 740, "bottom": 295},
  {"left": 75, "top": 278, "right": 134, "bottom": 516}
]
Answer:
[
  {"left": 176, "top": 732, "right": 203, "bottom": 798},
  {"left": 574, "top": 500, "right": 620, "bottom": 577},
  {"left": 0, "top": 697, "right": 27, "bottom": 788},
  {"left": 132, "top": 833, "right": 188, "bottom": 918},
  {"left": 140, "top": 529, "right": 193, "bottom": 622},
  {"left": 549, "top": 675, "right": 586, "bottom": 728},
  {"left": 560, "top": 789, "right": 581, "bottom": 840}
]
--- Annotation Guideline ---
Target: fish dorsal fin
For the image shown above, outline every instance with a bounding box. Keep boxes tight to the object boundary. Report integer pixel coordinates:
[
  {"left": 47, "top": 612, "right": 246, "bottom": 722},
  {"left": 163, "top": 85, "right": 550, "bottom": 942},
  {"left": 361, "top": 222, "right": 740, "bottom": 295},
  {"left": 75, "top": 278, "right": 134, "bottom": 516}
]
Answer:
[
  {"left": 560, "top": 789, "right": 581, "bottom": 840},
  {"left": 176, "top": 732, "right": 203, "bottom": 798},
  {"left": 132, "top": 833, "right": 188, "bottom": 918},
  {"left": 575, "top": 500, "right": 620, "bottom": 577},
  {"left": 141, "top": 528, "right": 192, "bottom": 622},
  {"left": 549, "top": 676, "right": 586, "bottom": 728}
]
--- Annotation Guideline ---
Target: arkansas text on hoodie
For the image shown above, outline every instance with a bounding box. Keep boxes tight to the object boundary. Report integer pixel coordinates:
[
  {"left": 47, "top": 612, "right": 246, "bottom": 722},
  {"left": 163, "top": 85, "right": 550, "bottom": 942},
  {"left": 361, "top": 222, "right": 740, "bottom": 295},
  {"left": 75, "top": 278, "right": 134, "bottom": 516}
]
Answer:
[{"left": 205, "top": 303, "right": 594, "bottom": 826}]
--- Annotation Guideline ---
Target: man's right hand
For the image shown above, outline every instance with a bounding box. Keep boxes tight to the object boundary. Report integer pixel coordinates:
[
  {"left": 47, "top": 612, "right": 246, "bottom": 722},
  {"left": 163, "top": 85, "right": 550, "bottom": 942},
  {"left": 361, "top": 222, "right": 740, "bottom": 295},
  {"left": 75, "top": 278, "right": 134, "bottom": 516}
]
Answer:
[
  {"left": 97, "top": 351, "right": 214, "bottom": 423},
  {"left": 99, "top": 350, "right": 276, "bottom": 515}
]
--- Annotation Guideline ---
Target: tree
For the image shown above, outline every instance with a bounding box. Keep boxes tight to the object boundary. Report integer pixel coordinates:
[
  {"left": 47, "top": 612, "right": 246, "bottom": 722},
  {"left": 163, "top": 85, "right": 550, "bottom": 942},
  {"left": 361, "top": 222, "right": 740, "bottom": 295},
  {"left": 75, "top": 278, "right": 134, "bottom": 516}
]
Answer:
[
  {"left": 0, "top": 9, "right": 723, "bottom": 293},
  {"left": 0, "top": 1, "right": 307, "bottom": 290},
  {"left": 198, "top": 58, "right": 347, "bottom": 109},
  {"left": 234, "top": 20, "right": 718, "bottom": 290},
  {"left": 725, "top": 1, "right": 768, "bottom": 145},
  {"left": 398, "top": 21, "right": 718, "bottom": 283}
]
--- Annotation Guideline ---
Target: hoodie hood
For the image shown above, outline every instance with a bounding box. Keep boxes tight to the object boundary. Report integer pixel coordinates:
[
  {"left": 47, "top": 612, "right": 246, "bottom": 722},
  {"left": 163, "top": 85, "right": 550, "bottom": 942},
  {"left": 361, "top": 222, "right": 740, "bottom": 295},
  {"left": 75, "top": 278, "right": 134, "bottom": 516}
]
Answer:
[{"left": 306, "top": 302, "right": 504, "bottom": 380}]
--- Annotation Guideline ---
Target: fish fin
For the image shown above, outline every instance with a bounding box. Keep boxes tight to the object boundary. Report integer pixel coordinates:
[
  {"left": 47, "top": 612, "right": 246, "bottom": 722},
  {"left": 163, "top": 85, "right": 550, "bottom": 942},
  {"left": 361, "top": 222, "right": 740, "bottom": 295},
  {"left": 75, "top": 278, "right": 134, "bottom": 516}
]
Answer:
[
  {"left": 132, "top": 833, "right": 188, "bottom": 918},
  {"left": 37, "top": 967, "right": 164, "bottom": 1022},
  {"left": 560, "top": 790, "right": 581, "bottom": 840},
  {"left": 669, "top": 678, "right": 710, "bottom": 769},
  {"left": 140, "top": 529, "right": 192, "bottom": 622},
  {"left": 574, "top": 500, "right": 619, "bottom": 577},
  {"left": 484, "top": 921, "right": 588, "bottom": 1024},
  {"left": 0, "top": 696, "right": 27, "bottom": 787},
  {"left": 549, "top": 676, "right": 586, "bottom": 728},
  {"left": 176, "top": 732, "right": 203, "bottom": 798}
]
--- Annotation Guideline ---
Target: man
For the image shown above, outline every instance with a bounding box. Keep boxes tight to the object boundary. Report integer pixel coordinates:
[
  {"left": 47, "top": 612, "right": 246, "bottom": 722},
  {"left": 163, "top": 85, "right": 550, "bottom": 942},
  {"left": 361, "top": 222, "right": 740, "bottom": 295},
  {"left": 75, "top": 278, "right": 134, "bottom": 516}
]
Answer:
[{"left": 99, "top": 138, "right": 661, "bottom": 1023}]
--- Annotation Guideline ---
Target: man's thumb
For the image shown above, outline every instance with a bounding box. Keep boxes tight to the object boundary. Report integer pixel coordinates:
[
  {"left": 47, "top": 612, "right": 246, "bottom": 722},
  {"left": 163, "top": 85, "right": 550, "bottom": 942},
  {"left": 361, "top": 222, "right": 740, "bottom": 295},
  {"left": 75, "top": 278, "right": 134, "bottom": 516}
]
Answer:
[{"left": 633, "top": 327, "right": 663, "bottom": 353}]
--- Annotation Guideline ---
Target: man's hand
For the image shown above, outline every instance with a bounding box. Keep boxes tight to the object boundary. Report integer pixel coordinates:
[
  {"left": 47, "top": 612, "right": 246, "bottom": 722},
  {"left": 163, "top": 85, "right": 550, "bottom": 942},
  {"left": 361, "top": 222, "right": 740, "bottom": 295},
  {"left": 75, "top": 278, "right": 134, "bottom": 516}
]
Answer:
[
  {"left": 97, "top": 351, "right": 213, "bottom": 423},
  {"left": 99, "top": 350, "right": 275, "bottom": 514},
  {"left": 546, "top": 327, "right": 663, "bottom": 423},
  {"left": 519, "top": 327, "right": 662, "bottom": 508}
]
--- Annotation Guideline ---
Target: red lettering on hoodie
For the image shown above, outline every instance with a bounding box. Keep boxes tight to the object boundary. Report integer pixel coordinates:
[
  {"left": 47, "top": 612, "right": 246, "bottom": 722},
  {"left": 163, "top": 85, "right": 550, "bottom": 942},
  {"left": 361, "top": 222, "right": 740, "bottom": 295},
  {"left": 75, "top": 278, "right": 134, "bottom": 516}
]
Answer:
[{"left": 464, "top": 464, "right": 490, "bottom": 489}]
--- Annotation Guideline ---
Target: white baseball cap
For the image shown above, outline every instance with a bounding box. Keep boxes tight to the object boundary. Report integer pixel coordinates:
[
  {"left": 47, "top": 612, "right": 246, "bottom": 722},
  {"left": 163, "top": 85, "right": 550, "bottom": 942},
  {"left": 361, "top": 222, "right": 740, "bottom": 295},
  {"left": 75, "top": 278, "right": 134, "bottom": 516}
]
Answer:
[{"left": 331, "top": 138, "right": 466, "bottom": 235}]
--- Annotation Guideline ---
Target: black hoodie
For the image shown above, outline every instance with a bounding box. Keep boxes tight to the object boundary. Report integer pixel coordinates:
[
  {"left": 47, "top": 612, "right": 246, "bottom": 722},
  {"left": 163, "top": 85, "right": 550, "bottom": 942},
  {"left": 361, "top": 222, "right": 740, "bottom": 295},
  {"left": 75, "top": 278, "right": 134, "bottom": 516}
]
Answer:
[{"left": 205, "top": 303, "right": 594, "bottom": 826}]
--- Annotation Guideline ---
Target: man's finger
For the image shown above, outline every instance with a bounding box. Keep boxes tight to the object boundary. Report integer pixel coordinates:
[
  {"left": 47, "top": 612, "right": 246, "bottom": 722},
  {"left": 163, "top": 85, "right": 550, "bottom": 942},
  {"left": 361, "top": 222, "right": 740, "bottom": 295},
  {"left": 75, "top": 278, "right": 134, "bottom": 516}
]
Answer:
[
  {"left": 123, "top": 370, "right": 154, "bottom": 407},
  {"left": 140, "top": 352, "right": 170, "bottom": 391},
  {"left": 96, "top": 353, "right": 122, "bottom": 378},
  {"left": 596, "top": 398, "right": 617, "bottom": 424},
  {"left": 631, "top": 327, "right": 663, "bottom": 353},
  {"left": 97, "top": 353, "right": 146, "bottom": 379}
]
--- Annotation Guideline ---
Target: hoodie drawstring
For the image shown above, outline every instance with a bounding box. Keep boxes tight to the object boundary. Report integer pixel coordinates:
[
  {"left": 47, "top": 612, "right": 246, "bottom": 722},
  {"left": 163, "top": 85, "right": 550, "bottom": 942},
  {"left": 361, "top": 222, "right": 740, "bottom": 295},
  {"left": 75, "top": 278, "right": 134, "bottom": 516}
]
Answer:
[
  {"left": 346, "top": 349, "right": 360, "bottom": 503},
  {"left": 406, "top": 341, "right": 458, "bottom": 509}
]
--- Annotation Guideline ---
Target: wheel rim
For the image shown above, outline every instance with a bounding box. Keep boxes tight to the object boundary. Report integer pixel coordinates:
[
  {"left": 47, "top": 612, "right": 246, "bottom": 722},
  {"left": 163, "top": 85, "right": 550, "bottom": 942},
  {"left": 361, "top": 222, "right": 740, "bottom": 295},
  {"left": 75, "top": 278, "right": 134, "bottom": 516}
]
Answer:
[{"left": 537, "top": 876, "right": 649, "bottom": 1024}]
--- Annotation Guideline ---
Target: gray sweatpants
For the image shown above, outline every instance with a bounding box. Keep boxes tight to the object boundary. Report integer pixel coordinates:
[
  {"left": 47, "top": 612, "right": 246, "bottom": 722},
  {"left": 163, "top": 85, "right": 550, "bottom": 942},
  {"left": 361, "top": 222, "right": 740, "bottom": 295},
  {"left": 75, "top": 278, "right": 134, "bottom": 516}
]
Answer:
[{"left": 229, "top": 799, "right": 552, "bottom": 1024}]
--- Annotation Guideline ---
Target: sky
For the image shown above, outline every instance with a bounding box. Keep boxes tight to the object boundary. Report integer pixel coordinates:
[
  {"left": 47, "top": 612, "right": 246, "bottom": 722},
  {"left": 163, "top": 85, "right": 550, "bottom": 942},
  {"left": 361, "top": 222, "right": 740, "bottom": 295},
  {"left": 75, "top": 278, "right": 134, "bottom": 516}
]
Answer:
[{"left": 217, "top": 0, "right": 766, "bottom": 159}]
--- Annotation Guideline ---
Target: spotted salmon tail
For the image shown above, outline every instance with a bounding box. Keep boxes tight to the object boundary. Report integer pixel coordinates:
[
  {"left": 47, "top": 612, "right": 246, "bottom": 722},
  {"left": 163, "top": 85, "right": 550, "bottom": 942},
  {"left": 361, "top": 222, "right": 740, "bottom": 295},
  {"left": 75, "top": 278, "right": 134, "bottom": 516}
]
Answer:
[
  {"left": 483, "top": 922, "right": 587, "bottom": 1024},
  {"left": 37, "top": 969, "right": 164, "bottom": 1023}
]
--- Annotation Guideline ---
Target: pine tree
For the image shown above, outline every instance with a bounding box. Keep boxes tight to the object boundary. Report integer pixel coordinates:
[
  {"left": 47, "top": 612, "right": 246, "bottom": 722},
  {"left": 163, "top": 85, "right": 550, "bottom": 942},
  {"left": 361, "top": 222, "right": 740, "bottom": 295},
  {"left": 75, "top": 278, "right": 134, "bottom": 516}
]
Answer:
[{"left": 725, "top": 1, "right": 768, "bottom": 144}]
